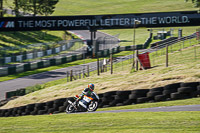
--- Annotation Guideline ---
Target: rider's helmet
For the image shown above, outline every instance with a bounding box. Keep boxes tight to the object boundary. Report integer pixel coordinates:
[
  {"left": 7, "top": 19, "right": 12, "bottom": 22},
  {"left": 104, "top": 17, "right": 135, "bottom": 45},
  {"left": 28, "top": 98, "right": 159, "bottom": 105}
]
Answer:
[{"left": 88, "top": 83, "right": 95, "bottom": 90}]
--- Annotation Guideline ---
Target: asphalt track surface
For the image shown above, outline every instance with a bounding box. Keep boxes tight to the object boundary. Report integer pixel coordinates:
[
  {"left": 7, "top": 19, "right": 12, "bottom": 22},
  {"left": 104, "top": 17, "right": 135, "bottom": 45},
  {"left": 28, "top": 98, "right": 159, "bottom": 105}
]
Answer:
[
  {"left": 80, "top": 105, "right": 200, "bottom": 114},
  {"left": 0, "top": 61, "right": 100, "bottom": 100}
]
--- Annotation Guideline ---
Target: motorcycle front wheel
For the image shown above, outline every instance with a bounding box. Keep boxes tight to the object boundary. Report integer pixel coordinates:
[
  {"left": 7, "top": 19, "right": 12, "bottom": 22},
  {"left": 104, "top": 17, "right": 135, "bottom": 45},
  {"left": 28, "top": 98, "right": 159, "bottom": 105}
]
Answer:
[
  {"left": 87, "top": 101, "right": 98, "bottom": 112},
  {"left": 66, "top": 104, "right": 75, "bottom": 113}
]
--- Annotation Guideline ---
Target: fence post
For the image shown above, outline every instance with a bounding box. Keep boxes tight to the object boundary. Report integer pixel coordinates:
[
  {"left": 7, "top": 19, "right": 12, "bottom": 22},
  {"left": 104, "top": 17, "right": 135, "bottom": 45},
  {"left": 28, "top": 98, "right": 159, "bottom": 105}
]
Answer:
[
  {"left": 83, "top": 68, "right": 85, "bottom": 78},
  {"left": 87, "top": 65, "right": 89, "bottom": 77},
  {"left": 166, "top": 44, "right": 169, "bottom": 67},
  {"left": 70, "top": 70, "right": 73, "bottom": 81},
  {"left": 97, "top": 56, "right": 100, "bottom": 76},
  {"left": 79, "top": 70, "right": 81, "bottom": 79},
  {"left": 135, "top": 50, "right": 139, "bottom": 71},
  {"left": 110, "top": 53, "right": 113, "bottom": 74}
]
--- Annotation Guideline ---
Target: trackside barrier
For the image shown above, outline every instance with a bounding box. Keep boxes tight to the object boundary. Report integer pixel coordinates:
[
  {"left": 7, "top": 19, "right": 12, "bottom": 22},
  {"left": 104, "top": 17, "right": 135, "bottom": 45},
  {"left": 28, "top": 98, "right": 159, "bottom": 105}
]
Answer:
[
  {"left": 0, "top": 82, "right": 199, "bottom": 117},
  {"left": 0, "top": 40, "right": 78, "bottom": 64}
]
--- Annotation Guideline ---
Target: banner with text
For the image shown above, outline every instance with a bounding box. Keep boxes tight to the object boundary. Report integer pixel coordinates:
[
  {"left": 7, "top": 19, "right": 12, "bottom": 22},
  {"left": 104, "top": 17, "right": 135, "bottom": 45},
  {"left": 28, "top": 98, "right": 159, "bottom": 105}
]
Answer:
[{"left": 0, "top": 11, "right": 199, "bottom": 31}]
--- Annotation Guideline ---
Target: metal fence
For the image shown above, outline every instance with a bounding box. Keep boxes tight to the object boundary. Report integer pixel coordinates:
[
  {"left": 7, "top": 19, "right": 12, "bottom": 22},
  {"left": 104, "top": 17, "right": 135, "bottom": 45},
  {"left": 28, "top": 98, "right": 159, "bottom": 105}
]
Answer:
[{"left": 66, "top": 31, "right": 199, "bottom": 81}]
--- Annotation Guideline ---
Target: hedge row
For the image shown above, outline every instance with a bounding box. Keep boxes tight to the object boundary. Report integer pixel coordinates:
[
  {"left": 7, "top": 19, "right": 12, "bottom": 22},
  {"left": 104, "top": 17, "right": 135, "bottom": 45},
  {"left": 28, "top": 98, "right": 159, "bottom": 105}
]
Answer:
[
  {"left": 0, "top": 82, "right": 199, "bottom": 117},
  {"left": 5, "top": 88, "right": 26, "bottom": 99}
]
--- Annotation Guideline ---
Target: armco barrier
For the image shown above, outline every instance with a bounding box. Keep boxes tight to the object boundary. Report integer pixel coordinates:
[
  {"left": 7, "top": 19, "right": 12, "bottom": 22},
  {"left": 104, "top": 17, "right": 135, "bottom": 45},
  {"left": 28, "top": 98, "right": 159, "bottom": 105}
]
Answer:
[
  {"left": 0, "top": 40, "right": 77, "bottom": 65},
  {"left": 0, "top": 82, "right": 199, "bottom": 117},
  {"left": 0, "top": 54, "right": 83, "bottom": 76}
]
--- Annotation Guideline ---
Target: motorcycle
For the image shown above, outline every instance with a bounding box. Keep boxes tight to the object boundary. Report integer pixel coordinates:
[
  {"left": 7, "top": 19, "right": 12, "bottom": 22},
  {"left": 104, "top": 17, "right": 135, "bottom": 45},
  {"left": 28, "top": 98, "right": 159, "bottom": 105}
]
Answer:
[{"left": 66, "top": 93, "right": 99, "bottom": 113}]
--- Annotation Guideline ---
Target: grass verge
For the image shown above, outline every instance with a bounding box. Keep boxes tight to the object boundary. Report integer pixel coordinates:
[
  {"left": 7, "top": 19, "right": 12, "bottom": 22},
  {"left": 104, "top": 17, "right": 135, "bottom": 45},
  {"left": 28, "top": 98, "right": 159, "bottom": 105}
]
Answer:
[{"left": 0, "top": 110, "right": 199, "bottom": 133}]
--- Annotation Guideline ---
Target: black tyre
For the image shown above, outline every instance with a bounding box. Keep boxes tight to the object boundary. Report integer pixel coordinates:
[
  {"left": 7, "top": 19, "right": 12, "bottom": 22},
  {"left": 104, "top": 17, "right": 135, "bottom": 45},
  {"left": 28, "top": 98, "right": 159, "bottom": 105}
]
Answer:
[
  {"left": 178, "top": 87, "right": 196, "bottom": 93},
  {"left": 109, "top": 99, "right": 122, "bottom": 107},
  {"left": 48, "top": 108, "right": 55, "bottom": 114},
  {"left": 147, "top": 91, "right": 162, "bottom": 98},
  {"left": 21, "top": 111, "right": 30, "bottom": 116},
  {"left": 38, "top": 110, "right": 47, "bottom": 115},
  {"left": 131, "top": 89, "right": 150, "bottom": 95},
  {"left": 45, "top": 101, "right": 54, "bottom": 107},
  {"left": 164, "top": 83, "right": 181, "bottom": 90},
  {"left": 66, "top": 104, "right": 75, "bottom": 113},
  {"left": 129, "top": 93, "right": 145, "bottom": 99},
  {"left": 171, "top": 92, "right": 190, "bottom": 100},
  {"left": 137, "top": 97, "right": 149, "bottom": 103},
  {"left": 88, "top": 101, "right": 98, "bottom": 112},
  {"left": 35, "top": 103, "right": 46, "bottom": 110},
  {"left": 163, "top": 89, "right": 177, "bottom": 95},
  {"left": 59, "top": 106, "right": 66, "bottom": 112},
  {"left": 54, "top": 98, "right": 66, "bottom": 106},
  {"left": 181, "top": 82, "right": 200, "bottom": 88},
  {"left": 5, "top": 112, "right": 10, "bottom": 117},
  {"left": 9, "top": 108, "right": 16, "bottom": 116},
  {"left": 0, "top": 109, "right": 6, "bottom": 117},
  {"left": 190, "top": 90, "right": 200, "bottom": 98},
  {"left": 98, "top": 93, "right": 103, "bottom": 98},
  {"left": 30, "top": 110, "right": 38, "bottom": 115},
  {"left": 103, "top": 91, "right": 117, "bottom": 97},
  {"left": 123, "top": 99, "right": 136, "bottom": 105},
  {"left": 197, "top": 85, "right": 200, "bottom": 91},
  {"left": 43, "top": 106, "right": 50, "bottom": 111},
  {"left": 99, "top": 100, "right": 110, "bottom": 106},
  {"left": 54, "top": 111, "right": 61, "bottom": 114},
  {"left": 150, "top": 87, "right": 164, "bottom": 92},
  {"left": 102, "top": 105, "right": 110, "bottom": 108},
  {"left": 26, "top": 104, "right": 35, "bottom": 111},
  {"left": 116, "top": 91, "right": 131, "bottom": 96},
  {"left": 18, "top": 106, "right": 26, "bottom": 115},
  {"left": 155, "top": 95, "right": 168, "bottom": 102},
  {"left": 102, "top": 96, "right": 115, "bottom": 102},
  {"left": 114, "top": 95, "right": 128, "bottom": 100},
  {"left": 116, "top": 103, "right": 124, "bottom": 106},
  {"left": 98, "top": 103, "right": 105, "bottom": 108}
]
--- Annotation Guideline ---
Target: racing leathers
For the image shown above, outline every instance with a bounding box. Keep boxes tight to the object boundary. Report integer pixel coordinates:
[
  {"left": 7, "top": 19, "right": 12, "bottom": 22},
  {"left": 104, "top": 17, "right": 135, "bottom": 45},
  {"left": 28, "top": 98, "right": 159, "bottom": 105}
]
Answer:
[{"left": 78, "top": 88, "right": 98, "bottom": 109}]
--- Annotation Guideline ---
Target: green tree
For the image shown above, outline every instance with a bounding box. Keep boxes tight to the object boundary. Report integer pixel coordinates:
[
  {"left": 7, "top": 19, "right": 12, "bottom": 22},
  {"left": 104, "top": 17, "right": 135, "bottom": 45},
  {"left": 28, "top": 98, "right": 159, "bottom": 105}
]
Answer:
[
  {"left": 185, "top": 0, "right": 200, "bottom": 7},
  {"left": 38, "top": 0, "right": 59, "bottom": 16},
  {"left": 26, "top": 0, "right": 59, "bottom": 16},
  {"left": 11, "top": 0, "right": 58, "bottom": 17},
  {"left": 0, "top": 0, "right": 3, "bottom": 17}
]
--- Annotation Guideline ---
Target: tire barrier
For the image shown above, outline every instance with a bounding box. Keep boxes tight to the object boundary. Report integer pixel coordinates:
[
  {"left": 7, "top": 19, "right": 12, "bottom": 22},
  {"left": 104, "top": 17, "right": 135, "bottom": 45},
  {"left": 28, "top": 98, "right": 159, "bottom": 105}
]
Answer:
[{"left": 0, "top": 82, "right": 199, "bottom": 117}]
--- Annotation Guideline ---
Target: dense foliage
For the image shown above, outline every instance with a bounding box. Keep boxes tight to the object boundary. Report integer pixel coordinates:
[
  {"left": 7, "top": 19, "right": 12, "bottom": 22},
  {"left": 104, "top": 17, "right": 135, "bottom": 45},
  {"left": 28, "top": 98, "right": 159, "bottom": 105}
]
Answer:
[
  {"left": 1, "top": 0, "right": 59, "bottom": 17},
  {"left": 185, "top": 0, "right": 200, "bottom": 7}
]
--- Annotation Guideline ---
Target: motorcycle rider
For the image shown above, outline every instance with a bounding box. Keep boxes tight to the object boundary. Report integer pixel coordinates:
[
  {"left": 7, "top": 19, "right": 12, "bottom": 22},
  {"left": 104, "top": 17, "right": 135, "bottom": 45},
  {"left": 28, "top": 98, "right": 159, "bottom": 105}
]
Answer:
[{"left": 77, "top": 83, "right": 98, "bottom": 109}]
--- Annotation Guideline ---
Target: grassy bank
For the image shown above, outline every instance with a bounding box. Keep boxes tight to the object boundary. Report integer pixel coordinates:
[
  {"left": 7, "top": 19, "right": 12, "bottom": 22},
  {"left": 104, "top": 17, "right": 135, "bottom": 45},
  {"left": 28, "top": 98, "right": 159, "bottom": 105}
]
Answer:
[
  {"left": 54, "top": 0, "right": 196, "bottom": 15},
  {"left": 1, "top": 43, "right": 199, "bottom": 109},
  {"left": 0, "top": 110, "right": 199, "bottom": 133}
]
